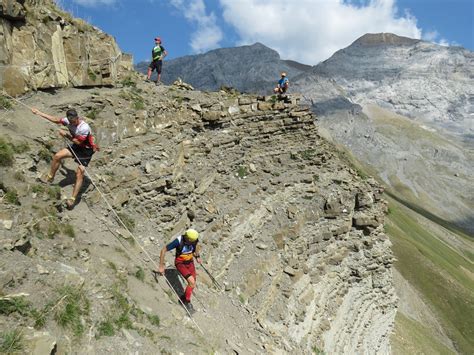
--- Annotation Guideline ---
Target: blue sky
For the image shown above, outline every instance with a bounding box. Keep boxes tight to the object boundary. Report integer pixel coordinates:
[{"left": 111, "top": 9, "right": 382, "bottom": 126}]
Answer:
[{"left": 57, "top": 0, "right": 473, "bottom": 65}]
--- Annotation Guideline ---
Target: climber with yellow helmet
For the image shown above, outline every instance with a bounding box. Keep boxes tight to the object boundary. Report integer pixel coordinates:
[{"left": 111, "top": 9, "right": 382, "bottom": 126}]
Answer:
[{"left": 157, "top": 229, "right": 202, "bottom": 310}]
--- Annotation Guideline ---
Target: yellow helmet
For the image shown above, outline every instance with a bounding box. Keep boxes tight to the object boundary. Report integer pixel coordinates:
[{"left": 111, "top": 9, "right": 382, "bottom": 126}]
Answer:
[
  {"left": 184, "top": 229, "right": 199, "bottom": 241},
  {"left": 281, "top": 72, "right": 287, "bottom": 77}
]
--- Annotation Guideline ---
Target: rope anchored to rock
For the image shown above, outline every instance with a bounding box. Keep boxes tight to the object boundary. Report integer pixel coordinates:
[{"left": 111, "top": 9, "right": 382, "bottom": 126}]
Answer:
[{"left": 1, "top": 91, "right": 204, "bottom": 334}]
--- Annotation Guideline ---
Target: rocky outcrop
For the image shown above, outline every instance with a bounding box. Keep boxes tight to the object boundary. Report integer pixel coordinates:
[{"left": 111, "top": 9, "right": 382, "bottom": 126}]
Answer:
[
  {"left": 0, "top": 0, "right": 132, "bottom": 96},
  {"left": 0, "top": 80, "right": 396, "bottom": 353},
  {"left": 144, "top": 35, "right": 473, "bottom": 233},
  {"left": 136, "top": 42, "right": 312, "bottom": 94}
]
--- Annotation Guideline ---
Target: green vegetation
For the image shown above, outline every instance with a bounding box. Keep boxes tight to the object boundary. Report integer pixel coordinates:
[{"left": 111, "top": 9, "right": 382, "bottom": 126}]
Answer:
[
  {"left": 0, "top": 137, "right": 15, "bottom": 166},
  {"left": 117, "top": 212, "right": 136, "bottom": 232},
  {"left": 54, "top": 285, "right": 90, "bottom": 337},
  {"left": 121, "top": 77, "right": 136, "bottom": 88},
  {"left": 86, "top": 108, "right": 99, "bottom": 120},
  {"left": 11, "top": 141, "right": 29, "bottom": 154},
  {"left": 237, "top": 166, "right": 248, "bottom": 179},
  {"left": 392, "top": 312, "right": 456, "bottom": 355},
  {"left": 31, "top": 184, "right": 61, "bottom": 201},
  {"left": 120, "top": 88, "right": 145, "bottom": 110},
  {"left": 87, "top": 69, "right": 97, "bottom": 81},
  {"left": 0, "top": 137, "right": 30, "bottom": 166},
  {"left": 13, "top": 171, "right": 25, "bottom": 182},
  {"left": 147, "top": 314, "right": 160, "bottom": 327},
  {"left": 97, "top": 284, "right": 160, "bottom": 338},
  {"left": 312, "top": 346, "right": 326, "bottom": 355},
  {"left": 135, "top": 267, "right": 145, "bottom": 282},
  {"left": 300, "top": 149, "right": 315, "bottom": 160},
  {"left": 63, "top": 224, "right": 76, "bottom": 238},
  {"left": 386, "top": 190, "right": 473, "bottom": 245},
  {"left": 387, "top": 200, "right": 474, "bottom": 354},
  {"left": 107, "top": 261, "right": 117, "bottom": 272},
  {"left": 38, "top": 147, "right": 52, "bottom": 162},
  {"left": 97, "top": 318, "right": 115, "bottom": 336},
  {"left": 0, "top": 95, "right": 13, "bottom": 110},
  {"left": 47, "top": 186, "right": 61, "bottom": 200},
  {"left": 32, "top": 184, "right": 45, "bottom": 194},
  {"left": 31, "top": 308, "right": 47, "bottom": 329},
  {"left": 0, "top": 329, "right": 24, "bottom": 354},
  {"left": 4, "top": 189, "right": 20, "bottom": 205},
  {"left": 132, "top": 95, "right": 145, "bottom": 110},
  {"left": 30, "top": 207, "right": 77, "bottom": 239},
  {"left": 0, "top": 297, "right": 31, "bottom": 316}
]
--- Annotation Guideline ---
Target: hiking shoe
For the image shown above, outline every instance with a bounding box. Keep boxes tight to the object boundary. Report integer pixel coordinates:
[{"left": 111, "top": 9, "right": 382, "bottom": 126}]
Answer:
[
  {"left": 38, "top": 173, "right": 53, "bottom": 184},
  {"left": 185, "top": 302, "right": 195, "bottom": 314},
  {"left": 145, "top": 78, "right": 151, "bottom": 82},
  {"left": 179, "top": 295, "right": 195, "bottom": 314},
  {"left": 65, "top": 197, "right": 76, "bottom": 210}
]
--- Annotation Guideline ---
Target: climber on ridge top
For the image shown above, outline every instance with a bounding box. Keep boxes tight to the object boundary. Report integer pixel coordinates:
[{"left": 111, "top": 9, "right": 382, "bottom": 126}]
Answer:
[
  {"left": 31, "top": 107, "right": 99, "bottom": 209},
  {"left": 157, "top": 229, "right": 202, "bottom": 312},
  {"left": 146, "top": 37, "right": 168, "bottom": 84},
  {"left": 274, "top": 72, "right": 289, "bottom": 94}
]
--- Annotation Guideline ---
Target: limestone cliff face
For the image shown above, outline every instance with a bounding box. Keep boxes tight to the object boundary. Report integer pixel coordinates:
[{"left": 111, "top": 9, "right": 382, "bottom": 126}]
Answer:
[
  {"left": 0, "top": 80, "right": 397, "bottom": 353},
  {"left": 0, "top": 0, "right": 132, "bottom": 95}
]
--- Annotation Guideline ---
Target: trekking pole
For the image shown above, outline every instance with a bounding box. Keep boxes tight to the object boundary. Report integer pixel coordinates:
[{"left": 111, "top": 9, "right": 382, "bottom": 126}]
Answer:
[
  {"left": 174, "top": 269, "right": 206, "bottom": 310},
  {"left": 151, "top": 270, "right": 203, "bottom": 330},
  {"left": 3, "top": 92, "right": 205, "bottom": 334},
  {"left": 199, "top": 263, "right": 223, "bottom": 291}
]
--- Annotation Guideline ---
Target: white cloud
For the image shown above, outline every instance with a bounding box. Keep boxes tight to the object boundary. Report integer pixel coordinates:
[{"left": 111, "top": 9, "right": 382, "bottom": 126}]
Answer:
[
  {"left": 422, "top": 30, "right": 451, "bottom": 47},
  {"left": 69, "top": 0, "right": 117, "bottom": 6},
  {"left": 169, "top": 0, "right": 223, "bottom": 53},
  {"left": 219, "top": 0, "right": 422, "bottom": 64}
]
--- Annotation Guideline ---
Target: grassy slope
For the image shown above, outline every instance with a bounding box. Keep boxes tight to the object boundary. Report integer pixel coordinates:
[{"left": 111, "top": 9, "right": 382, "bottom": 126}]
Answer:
[
  {"left": 331, "top": 143, "right": 473, "bottom": 354},
  {"left": 392, "top": 313, "right": 455, "bottom": 355},
  {"left": 387, "top": 199, "right": 474, "bottom": 354}
]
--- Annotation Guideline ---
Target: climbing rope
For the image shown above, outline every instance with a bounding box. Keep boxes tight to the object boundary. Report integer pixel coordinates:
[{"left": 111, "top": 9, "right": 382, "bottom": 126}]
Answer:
[
  {"left": 0, "top": 53, "right": 122, "bottom": 69},
  {"left": 1, "top": 92, "right": 204, "bottom": 334}
]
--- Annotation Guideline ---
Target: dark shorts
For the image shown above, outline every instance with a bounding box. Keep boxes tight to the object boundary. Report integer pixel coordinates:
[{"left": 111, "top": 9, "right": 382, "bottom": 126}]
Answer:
[
  {"left": 149, "top": 60, "right": 163, "bottom": 74},
  {"left": 175, "top": 261, "right": 196, "bottom": 279},
  {"left": 67, "top": 144, "right": 94, "bottom": 167}
]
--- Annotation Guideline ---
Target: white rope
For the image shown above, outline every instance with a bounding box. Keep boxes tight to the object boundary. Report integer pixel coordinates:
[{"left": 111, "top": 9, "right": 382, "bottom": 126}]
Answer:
[
  {"left": 1, "top": 92, "right": 204, "bottom": 333},
  {"left": 0, "top": 53, "right": 122, "bottom": 69}
]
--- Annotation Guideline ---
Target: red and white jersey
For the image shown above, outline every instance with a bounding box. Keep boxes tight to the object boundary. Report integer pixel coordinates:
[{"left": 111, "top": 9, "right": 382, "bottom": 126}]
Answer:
[{"left": 60, "top": 117, "right": 91, "bottom": 147}]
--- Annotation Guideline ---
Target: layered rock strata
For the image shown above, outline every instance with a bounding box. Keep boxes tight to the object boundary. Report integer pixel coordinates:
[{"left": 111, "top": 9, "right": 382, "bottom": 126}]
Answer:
[{"left": 0, "top": 82, "right": 397, "bottom": 353}]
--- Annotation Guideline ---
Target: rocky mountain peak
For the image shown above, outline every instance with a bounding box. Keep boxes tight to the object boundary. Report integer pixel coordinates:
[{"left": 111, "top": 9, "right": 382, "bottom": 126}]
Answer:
[{"left": 351, "top": 32, "right": 421, "bottom": 47}]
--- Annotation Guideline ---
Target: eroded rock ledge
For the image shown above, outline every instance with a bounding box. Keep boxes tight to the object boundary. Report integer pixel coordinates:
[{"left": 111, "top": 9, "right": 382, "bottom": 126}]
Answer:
[{"left": 0, "top": 83, "right": 397, "bottom": 353}]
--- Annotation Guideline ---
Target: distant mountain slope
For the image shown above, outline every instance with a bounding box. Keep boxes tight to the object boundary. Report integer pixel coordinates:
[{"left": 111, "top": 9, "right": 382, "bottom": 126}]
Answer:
[
  {"left": 293, "top": 33, "right": 474, "bottom": 234},
  {"left": 312, "top": 33, "right": 473, "bottom": 139},
  {"left": 136, "top": 43, "right": 311, "bottom": 93}
]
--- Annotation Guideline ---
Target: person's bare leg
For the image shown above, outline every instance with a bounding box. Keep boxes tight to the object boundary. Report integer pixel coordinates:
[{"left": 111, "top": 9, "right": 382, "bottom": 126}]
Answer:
[
  {"left": 147, "top": 67, "right": 152, "bottom": 80},
  {"left": 184, "top": 275, "right": 196, "bottom": 302},
  {"left": 72, "top": 166, "right": 85, "bottom": 200},
  {"left": 49, "top": 148, "right": 72, "bottom": 180}
]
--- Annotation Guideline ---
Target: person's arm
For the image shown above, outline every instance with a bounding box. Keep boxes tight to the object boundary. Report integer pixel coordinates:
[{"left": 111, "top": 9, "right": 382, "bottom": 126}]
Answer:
[
  {"left": 162, "top": 48, "right": 168, "bottom": 60},
  {"left": 158, "top": 245, "right": 167, "bottom": 274},
  {"left": 194, "top": 244, "right": 202, "bottom": 264},
  {"left": 31, "top": 108, "right": 62, "bottom": 124}
]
